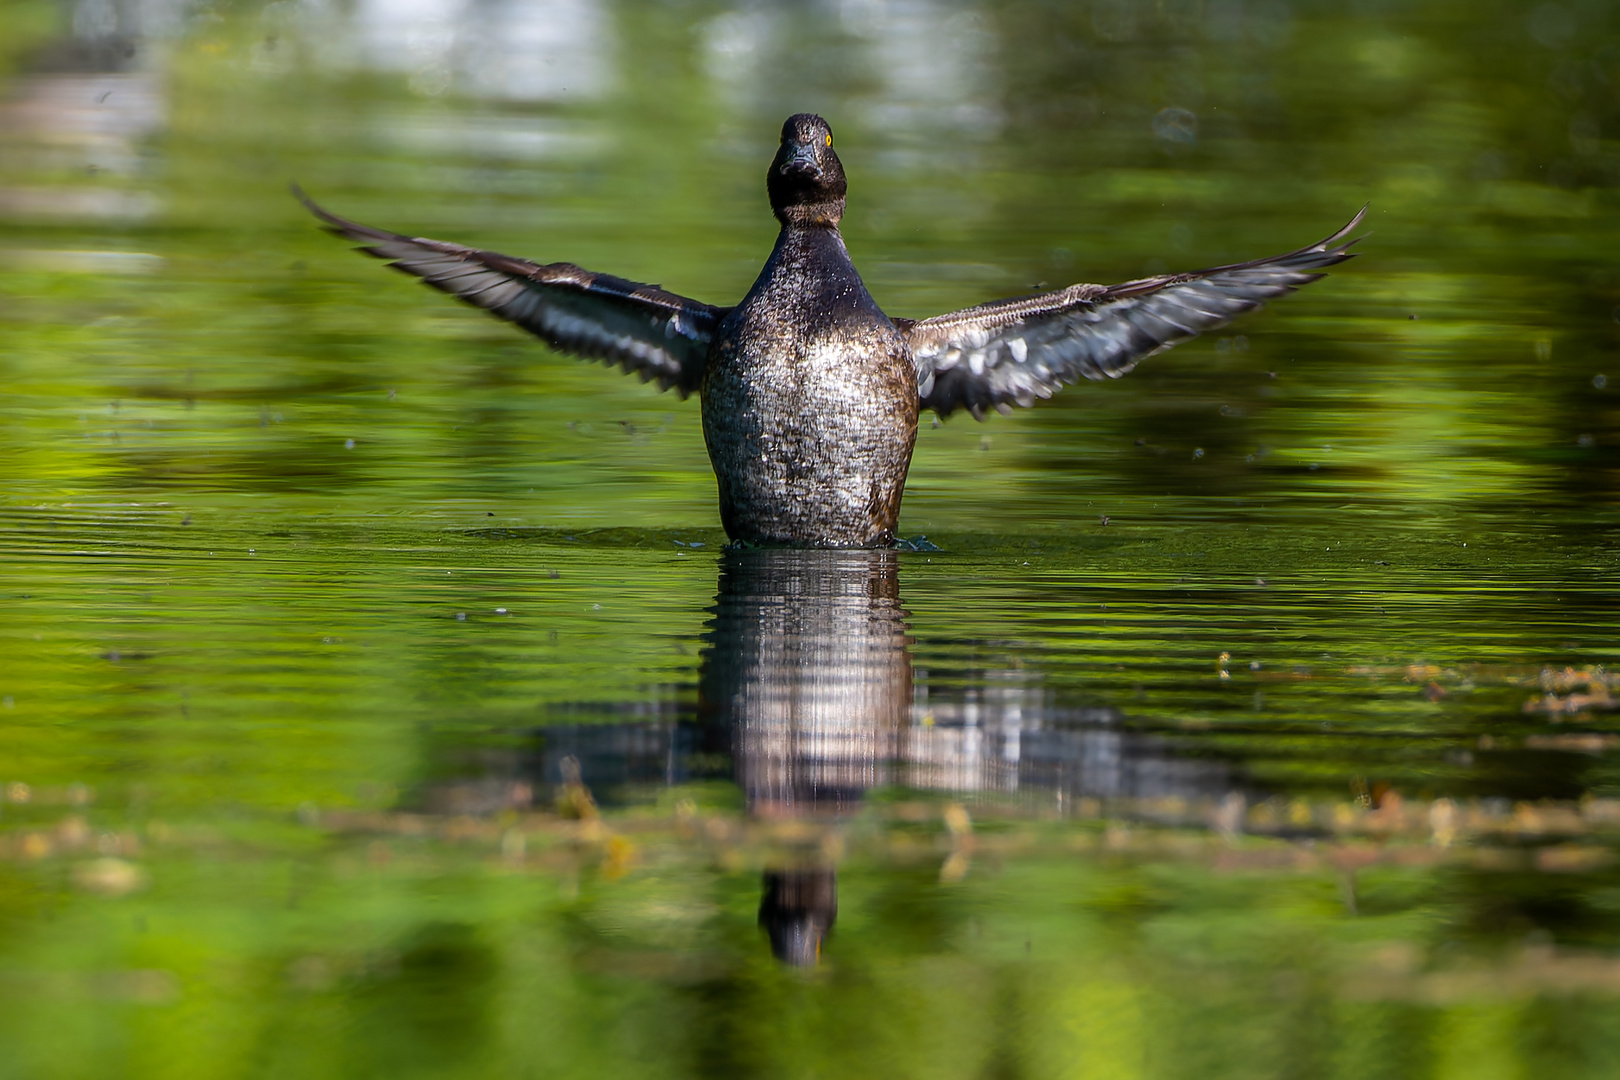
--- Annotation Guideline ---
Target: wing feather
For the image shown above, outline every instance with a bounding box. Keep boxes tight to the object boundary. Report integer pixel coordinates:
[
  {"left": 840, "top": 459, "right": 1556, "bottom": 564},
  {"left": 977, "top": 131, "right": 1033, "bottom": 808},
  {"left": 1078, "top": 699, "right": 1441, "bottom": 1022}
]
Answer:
[
  {"left": 294, "top": 185, "right": 728, "bottom": 396},
  {"left": 908, "top": 207, "right": 1366, "bottom": 418}
]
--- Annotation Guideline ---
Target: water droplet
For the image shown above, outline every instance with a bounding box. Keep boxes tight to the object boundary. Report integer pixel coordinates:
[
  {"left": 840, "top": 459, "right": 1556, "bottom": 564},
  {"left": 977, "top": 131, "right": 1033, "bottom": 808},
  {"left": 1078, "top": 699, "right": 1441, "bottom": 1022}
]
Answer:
[{"left": 1153, "top": 106, "right": 1198, "bottom": 146}]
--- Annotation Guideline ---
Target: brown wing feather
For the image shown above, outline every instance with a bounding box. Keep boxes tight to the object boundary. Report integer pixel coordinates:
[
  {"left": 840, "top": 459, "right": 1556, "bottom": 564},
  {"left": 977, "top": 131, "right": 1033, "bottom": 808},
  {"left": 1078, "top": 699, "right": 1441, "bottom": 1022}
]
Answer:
[
  {"left": 908, "top": 207, "right": 1367, "bottom": 419},
  {"left": 294, "top": 185, "right": 727, "bottom": 396}
]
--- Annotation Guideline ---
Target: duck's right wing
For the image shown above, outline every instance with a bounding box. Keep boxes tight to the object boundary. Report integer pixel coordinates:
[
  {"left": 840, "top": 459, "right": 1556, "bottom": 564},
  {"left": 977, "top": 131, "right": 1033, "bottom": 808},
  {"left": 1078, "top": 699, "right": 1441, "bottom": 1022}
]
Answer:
[
  {"left": 295, "top": 186, "right": 728, "bottom": 397},
  {"left": 904, "top": 207, "right": 1366, "bottom": 419}
]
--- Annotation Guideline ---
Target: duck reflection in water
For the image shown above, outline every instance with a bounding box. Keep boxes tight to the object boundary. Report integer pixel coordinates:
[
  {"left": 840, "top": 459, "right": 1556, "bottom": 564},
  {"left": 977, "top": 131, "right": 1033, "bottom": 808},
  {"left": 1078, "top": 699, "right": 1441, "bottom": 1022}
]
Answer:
[
  {"left": 528, "top": 550, "right": 1227, "bottom": 965},
  {"left": 703, "top": 549, "right": 909, "bottom": 964}
]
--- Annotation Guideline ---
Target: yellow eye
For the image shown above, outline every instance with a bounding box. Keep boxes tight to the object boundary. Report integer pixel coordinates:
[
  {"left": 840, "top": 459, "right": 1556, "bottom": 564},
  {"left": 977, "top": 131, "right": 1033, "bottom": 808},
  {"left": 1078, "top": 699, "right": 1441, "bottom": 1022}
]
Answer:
[{"left": 825, "top": 134, "right": 832, "bottom": 146}]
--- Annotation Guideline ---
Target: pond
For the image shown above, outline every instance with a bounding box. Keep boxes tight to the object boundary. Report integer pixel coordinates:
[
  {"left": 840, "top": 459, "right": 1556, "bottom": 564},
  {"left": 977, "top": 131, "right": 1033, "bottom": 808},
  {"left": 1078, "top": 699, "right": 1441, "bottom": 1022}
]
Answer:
[{"left": 1, "top": 0, "right": 1618, "bottom": 1075}]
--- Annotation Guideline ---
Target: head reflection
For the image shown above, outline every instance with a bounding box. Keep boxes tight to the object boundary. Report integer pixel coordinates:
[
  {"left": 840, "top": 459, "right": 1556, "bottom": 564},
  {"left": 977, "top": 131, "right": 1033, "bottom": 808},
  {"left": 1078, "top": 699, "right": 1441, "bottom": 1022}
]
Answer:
[
  {"left": 759, "top": 867, "right": 838, "bottom": 967},
  {"left": 701, "top": 549, "right": 908, "bottom": 964}
]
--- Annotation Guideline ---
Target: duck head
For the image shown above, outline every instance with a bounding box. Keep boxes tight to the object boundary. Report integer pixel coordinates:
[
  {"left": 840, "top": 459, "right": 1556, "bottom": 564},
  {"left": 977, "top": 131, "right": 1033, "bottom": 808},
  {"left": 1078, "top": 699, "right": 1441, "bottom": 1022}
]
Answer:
[{"left": 767, "top": 113, "right": 847, "bottom": 227}]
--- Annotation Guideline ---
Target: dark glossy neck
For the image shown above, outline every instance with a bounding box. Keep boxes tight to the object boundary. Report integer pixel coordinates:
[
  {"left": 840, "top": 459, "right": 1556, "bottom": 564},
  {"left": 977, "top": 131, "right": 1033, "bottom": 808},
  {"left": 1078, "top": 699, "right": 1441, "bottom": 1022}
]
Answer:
[{"left": 773, "top": 199, "right": 845, "bottom": 228}]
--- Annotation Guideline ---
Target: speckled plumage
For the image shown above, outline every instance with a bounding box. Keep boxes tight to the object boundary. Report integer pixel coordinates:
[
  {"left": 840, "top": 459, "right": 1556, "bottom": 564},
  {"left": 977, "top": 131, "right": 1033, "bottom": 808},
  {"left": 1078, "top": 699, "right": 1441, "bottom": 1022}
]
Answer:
[
  {"left": 702, "top": 225, "right": 916, "bottom": 545},
  {"left": 298, "top": 113, "right": 1362, "bottom": 547},
  {"left": 703, "top": 116, "right": 916, "bottom": 546}
]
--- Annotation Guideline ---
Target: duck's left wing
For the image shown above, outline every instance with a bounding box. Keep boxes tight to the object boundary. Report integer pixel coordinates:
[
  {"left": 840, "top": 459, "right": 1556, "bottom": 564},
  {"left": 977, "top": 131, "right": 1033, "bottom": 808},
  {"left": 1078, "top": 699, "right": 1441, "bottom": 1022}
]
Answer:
[
  {"left": 295, "top": 186, "right": 727, "bottom": 396},
  {"left": 904, "top": 207, "right": 1366, "bottom": 419}
]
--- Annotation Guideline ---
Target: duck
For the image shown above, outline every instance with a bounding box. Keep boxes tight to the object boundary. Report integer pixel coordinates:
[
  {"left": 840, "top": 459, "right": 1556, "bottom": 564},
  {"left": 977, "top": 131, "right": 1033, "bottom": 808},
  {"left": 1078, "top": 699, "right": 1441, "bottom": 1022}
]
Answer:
[{"left": 296, "top": 113, "right": 1362, "bottom": 548}]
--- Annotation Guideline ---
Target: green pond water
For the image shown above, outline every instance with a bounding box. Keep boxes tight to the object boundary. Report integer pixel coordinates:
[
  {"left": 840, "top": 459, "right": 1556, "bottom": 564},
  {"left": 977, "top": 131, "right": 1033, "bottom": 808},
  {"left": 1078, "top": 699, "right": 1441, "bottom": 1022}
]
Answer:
[{"left": 2, "top": 0, "right": 1619, "bottom": 1075}]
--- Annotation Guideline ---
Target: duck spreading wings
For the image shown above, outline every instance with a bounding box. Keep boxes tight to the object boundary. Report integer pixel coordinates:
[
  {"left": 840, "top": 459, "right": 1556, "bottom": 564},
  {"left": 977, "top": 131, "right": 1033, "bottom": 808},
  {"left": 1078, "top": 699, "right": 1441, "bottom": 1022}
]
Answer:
[
  {"left": 295, "top": 185, "right": 1362, "bottom": 420},
  {"left": 297, "top": 114, "right": 1361, "bottom": 546}
]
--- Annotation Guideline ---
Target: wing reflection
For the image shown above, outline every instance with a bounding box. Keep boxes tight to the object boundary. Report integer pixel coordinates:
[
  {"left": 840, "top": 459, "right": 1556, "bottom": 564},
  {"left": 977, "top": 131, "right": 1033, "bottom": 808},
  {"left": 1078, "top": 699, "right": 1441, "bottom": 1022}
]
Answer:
[
  {"left": 520, "top": 550, "right": 1228, "bottom": 963},
  {"left": 534, "top": 550, "right": 1227, "bottom": 808}
]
